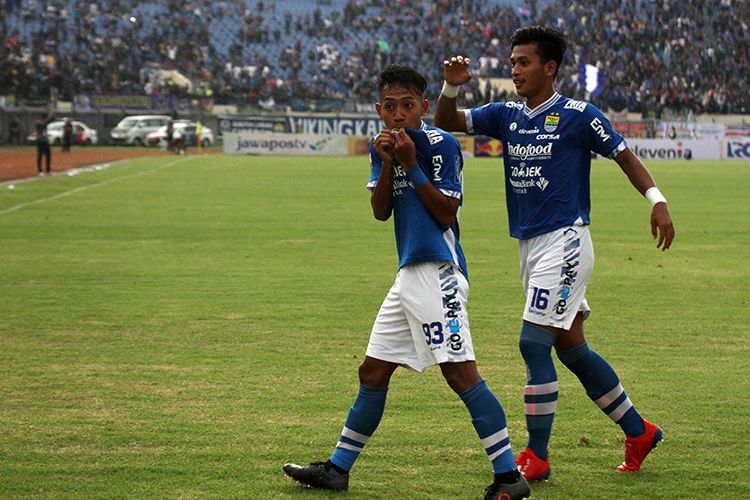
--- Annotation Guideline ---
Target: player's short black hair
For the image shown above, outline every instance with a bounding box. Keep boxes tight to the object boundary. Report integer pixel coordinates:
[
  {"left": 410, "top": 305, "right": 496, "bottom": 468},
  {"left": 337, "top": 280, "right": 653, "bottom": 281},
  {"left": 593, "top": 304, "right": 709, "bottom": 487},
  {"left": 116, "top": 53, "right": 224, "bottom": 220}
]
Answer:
[
  {"left": 377, "top": 64, "right": 427, "bottom": 97},
  {"left": 511, "top": 26, "right": 566, "bottom": 78}
]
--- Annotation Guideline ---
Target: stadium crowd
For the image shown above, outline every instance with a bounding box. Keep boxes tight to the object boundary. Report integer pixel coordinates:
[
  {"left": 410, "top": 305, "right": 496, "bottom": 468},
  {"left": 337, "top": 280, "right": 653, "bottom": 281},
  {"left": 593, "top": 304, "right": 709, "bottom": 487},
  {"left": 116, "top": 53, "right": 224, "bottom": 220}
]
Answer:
[{"left": 1, "top": 0, "right": 748, "bottom": 115}]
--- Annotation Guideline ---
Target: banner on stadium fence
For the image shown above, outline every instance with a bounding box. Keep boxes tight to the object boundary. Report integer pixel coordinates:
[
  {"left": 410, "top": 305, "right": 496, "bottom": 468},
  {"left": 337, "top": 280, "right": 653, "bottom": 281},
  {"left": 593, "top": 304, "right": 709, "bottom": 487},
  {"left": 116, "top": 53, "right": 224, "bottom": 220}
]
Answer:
[
  {"left": 613, "top": 121, "right": 649, "bottom": 138},
  {"left": 626, "top": 139, "right": 720, "bottom": 160},
  {"left": 474, "top": 136, "right": 504, "bottom": 157},
  {"left": 287, "top": 115, "right": 383, "bottom": 136},
  {"left": 655, "top": 121, "right": 726, "bottom": 140},
  {"left": 721, "top": 140, "right": 750, "bottom": 160},
  {"left": 72, "top": 94, "right": 173, "bottom": 112},
  {"left": 348, "top": 136, "right": 370, "bottom": 156},
  {"left": 21, "top": 97, "right": 51, "bottom": 108},
  {"left": 223, "top": 132, "right": 349, "bottom": 155},
  {"left": 456, "top": 135, "right": 475, "bottom": 158},
  {"left": 218, "top": 116, "right": 288, "bottom": 134},
  {"left": 725, "top": 124, "right": 750, "bottom": 138}
]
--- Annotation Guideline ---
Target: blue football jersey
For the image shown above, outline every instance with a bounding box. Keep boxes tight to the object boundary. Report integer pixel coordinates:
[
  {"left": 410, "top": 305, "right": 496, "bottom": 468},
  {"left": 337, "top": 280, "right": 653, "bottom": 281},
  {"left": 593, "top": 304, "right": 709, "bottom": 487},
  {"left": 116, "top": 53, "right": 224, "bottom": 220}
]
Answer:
[
  {"left": 367, "top": 123, "right": 468, "bottom": 278},
  {"left": 466, "top": 92, "right": 626, "bottom": 239}
]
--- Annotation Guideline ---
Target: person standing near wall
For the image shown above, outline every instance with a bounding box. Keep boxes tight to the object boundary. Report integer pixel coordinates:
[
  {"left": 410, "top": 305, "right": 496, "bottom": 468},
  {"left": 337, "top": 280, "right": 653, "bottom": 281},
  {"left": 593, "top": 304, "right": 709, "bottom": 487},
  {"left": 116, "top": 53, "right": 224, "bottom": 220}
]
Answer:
[
  {"left": 62, "top": 117, "right": 73, "bottom": 152},
  {"left": 35, "top": 109, "right": 55, "bottom": 175},
  {"left": 195, "top": 120, "right": 202, "bottom": 148},
  {"left": 8, "top": 118, "right": 22, "bottom": 145}
]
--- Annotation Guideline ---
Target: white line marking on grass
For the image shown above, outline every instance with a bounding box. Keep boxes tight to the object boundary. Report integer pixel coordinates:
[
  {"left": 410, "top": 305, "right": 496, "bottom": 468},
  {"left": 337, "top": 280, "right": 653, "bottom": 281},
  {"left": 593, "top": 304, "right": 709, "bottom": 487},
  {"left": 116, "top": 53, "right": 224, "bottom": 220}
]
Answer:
[
  {"left": 0, "top": 156, "right": 193, "bottom": 216},
  {"left": 0, "top": 159, "right": 126, "bottom": 188}
]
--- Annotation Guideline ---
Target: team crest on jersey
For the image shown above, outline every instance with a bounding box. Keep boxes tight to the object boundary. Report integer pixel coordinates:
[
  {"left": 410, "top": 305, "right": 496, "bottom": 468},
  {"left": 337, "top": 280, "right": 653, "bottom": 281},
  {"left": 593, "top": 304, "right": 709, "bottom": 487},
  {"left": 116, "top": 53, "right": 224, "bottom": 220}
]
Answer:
[{"left": 544, "top": 113, "right": 560, "bottom": 132}]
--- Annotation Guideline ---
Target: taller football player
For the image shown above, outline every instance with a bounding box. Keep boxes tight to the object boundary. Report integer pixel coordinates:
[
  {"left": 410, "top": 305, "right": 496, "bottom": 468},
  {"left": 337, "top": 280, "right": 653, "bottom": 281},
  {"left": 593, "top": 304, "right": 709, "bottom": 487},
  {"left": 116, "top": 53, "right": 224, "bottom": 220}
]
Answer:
[{"left": 435, "top": 25, "right": 674, "bottom": 482}]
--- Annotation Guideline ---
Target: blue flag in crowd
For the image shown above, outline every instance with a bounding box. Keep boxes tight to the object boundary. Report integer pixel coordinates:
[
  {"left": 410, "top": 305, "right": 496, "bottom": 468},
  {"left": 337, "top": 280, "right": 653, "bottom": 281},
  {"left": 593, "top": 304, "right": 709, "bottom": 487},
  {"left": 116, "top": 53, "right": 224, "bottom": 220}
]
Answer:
[{"left": 579, "top": 63, "right": 605, "bottom": 97}]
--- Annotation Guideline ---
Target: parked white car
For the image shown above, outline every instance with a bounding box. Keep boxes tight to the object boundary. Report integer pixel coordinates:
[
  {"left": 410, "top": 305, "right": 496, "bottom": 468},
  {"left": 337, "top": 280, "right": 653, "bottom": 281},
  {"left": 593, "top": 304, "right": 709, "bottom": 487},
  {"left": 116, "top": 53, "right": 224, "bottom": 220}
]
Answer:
[
  {"left": 27, "top": 120, "right": 98, "bottom": 145},
  {"left": 145, "top": 120, "right": 215, "bottom": 147},
  {"left": 110, "top": 115, "right": 171, "bottom": 146}
]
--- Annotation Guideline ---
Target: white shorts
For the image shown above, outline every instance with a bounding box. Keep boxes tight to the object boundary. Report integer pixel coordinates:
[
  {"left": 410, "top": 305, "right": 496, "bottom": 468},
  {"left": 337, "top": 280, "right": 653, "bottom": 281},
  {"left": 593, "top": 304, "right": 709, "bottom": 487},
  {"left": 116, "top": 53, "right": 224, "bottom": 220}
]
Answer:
[
  {"left": 519, "top": 225, "right": 594, "bottom": 330},
  {"left": 366, "top": 261, "right": 476, "bottom": 373}
]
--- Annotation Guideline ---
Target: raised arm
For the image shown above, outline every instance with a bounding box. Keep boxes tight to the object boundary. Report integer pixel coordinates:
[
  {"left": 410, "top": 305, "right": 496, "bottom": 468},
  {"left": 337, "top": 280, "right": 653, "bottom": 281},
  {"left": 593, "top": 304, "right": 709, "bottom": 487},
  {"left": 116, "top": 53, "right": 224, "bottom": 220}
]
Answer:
[
  {"left": 613, "top": 147, "right": 675, "bottom": 251},
  {"left": 433, "top": 55, "right": 472, "bottom": 133}
]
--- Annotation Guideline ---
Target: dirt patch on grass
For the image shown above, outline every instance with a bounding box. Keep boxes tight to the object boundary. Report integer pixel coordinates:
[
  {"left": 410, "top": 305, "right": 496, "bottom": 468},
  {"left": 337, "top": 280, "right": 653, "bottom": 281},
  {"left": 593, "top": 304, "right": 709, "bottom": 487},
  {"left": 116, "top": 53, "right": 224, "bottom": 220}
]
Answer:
[{"left": 0, "top": 147, "right": 219, "bottom": 183}]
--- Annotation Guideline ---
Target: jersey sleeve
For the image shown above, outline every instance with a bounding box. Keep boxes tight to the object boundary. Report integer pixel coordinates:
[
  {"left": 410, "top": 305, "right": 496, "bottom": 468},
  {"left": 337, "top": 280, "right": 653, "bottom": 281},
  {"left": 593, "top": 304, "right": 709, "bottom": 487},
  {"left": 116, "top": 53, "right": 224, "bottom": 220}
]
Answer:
[
  {"left": 582, "top": 104, "right": 626, "bottom": 158},
  {"left": 429, "top": 134, "right": 463, "bottom": 199},
  {"left": 406, "top": 128, "right": 463, "bottom": 199},
  {"left": 367, "top": 137, "right": 381, "bottom": 190},
  {"left": 465, "top": 102, "right": 509, "bottom": 140}
]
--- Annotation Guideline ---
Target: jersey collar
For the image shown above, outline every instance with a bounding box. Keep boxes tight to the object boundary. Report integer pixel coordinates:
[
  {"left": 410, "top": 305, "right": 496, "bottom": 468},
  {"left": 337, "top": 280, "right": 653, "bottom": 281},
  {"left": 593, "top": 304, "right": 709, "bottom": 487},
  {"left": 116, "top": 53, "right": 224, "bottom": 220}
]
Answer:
[{"left": 524, "top": 92, "right": 562, "bottom": 119}]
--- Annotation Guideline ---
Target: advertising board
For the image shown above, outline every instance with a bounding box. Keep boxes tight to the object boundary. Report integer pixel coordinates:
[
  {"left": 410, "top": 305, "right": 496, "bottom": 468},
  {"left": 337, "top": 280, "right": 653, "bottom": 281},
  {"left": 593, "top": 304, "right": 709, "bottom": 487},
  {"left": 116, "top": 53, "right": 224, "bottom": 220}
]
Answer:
[{"left": 223, "top": 132, "right": 349, "bottom": 156}]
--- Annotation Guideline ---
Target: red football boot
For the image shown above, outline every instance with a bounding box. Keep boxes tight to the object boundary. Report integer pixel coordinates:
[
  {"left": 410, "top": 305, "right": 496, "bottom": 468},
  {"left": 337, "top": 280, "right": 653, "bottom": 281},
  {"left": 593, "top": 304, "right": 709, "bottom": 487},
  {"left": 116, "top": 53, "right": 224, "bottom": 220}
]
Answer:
[
  {"left": 616, "top": 419, "right": 663, "bottom": 472},
  {"left": 515, "top": 447, "right": 551, "bottom": 481}
]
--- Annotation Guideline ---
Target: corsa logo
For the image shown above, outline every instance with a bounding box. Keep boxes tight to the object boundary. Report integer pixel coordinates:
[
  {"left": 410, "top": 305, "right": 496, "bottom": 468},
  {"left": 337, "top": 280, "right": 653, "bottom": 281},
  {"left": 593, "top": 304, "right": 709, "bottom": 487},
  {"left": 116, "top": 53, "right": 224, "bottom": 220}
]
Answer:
[{"left": 726, "top": 141, "right": 750, "bottom": 158}]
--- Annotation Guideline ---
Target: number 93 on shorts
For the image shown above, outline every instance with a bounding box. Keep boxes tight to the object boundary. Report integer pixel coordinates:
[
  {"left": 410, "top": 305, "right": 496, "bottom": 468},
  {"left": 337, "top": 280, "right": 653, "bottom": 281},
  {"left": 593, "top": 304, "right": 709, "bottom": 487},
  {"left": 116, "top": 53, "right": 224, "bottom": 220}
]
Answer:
[{"left": 366, "top": 261, "right": 476, "bottom": 373}]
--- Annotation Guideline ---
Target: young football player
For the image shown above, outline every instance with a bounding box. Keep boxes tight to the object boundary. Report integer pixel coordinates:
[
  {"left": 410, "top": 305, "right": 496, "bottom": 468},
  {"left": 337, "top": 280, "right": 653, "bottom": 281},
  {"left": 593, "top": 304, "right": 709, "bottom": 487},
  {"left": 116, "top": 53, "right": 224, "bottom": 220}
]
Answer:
[
  {"left": 283, "top": 64, "right": 530, "bottom": 500},
  {"left": 435, "top": 26, "right": 674, "bottom": 481}
]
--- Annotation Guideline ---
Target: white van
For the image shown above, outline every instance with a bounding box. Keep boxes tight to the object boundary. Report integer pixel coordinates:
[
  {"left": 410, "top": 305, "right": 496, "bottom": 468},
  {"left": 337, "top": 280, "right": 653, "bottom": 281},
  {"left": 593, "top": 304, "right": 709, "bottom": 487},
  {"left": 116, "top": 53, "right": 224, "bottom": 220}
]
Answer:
[{"left": 110, "top": 115, "right": 170, "bottom": 146}]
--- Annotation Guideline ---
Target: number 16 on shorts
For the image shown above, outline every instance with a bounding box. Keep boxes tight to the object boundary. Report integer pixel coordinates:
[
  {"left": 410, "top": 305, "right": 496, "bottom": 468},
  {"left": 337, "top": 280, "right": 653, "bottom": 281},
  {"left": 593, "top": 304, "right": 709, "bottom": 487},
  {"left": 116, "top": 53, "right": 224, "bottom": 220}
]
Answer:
[{"left": 526, "top": 286, "right": 550, "bottom": 318}]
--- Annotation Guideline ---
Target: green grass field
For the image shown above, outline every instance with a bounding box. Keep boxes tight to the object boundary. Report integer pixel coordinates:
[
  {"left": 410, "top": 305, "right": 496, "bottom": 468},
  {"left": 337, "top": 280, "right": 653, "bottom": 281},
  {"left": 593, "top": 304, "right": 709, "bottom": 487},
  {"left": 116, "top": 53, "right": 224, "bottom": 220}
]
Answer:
[{"left": 1, "top": 155, "right": 748, "bottom": 499}]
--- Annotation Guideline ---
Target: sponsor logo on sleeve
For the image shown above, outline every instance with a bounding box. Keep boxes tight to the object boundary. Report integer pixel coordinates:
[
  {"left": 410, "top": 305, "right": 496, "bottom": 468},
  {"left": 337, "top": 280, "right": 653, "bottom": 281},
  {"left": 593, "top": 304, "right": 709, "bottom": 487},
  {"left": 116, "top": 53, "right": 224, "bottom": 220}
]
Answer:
[
  {"left": 564, "top": 100, "right": 587, "bottom": 112},
  {"left": 425, "top": 129, "right": 444, "bottom": 145},
  {"left": 432, "top": 155, "right": 443, "bottom": 181},
  {"left": 590, "top": 117, "right": 612, "bottom": 142}
]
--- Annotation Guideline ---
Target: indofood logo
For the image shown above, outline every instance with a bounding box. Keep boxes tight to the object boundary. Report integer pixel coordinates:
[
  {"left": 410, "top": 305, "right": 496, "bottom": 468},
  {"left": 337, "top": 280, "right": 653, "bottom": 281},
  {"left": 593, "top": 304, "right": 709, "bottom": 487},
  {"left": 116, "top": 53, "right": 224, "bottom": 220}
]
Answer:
[{"left": 507, "top": 142, "right": 553, "bottom": 160}]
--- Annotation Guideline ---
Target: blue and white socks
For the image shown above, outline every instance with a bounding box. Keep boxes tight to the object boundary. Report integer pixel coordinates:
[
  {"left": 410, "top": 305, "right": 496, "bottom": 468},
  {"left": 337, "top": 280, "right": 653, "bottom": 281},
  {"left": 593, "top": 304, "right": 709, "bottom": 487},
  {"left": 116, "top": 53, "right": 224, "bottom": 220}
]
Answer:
[
  {"left": 460, "top": 379, "right": 518, "bottom": 475},
  {"left": 519, "top": 323, "right": 558, "bottom": 460},
  {"left": 329, "top": 384, "right": 388, "bottom": 472},
  {"left": 328, "top": 380, "right": 519, "bottom": 477},
  {"left": 519, "top": 322, "right": 647, "bottom": 459},
  {"left": 557, "top": 341, "right": 645, "bottom": 437}
]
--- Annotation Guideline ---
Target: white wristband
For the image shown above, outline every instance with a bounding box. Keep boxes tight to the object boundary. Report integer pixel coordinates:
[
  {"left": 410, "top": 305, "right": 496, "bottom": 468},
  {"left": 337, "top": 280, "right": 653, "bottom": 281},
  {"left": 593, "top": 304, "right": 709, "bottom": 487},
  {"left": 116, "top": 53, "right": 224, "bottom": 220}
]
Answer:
[
  {"left": 645, "top": 187, "right": 667, "bottom": 207},
  {"left": 441, "top": 81, "right": 460, "bottom": 99}
]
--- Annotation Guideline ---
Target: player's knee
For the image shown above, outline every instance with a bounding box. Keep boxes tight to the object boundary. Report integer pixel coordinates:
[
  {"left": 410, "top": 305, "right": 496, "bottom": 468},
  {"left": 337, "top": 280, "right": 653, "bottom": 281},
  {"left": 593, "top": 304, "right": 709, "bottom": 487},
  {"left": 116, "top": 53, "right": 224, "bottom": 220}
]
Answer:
[
  {"left": 556, "top": 341, "right": 590, "bottom": 369},
  {"left": 357, "top": 360, "right": 391, "bottom": 387},
  {"left": 519, "top": 338, "right": 545, "bottom": 361},
  {"left": 443, "top": 374, "right": 472, "bottom": 394},
  {"left": 519, "top": 323, "right": 556, "bottom": 362},
  {"left": 440, "top": 363, "right": 480, "bottom": 394}
]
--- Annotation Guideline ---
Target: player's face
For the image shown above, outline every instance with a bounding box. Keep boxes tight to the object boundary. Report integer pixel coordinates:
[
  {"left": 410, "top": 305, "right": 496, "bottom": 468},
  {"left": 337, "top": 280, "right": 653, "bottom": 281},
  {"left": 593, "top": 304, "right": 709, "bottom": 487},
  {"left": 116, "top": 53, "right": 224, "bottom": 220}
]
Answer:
[
  {"left": 509, "top": 43, "right": 556, "bottom": 100},
  {"left": 376, "top": 85, "right": 428, "bottom": 130}
]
